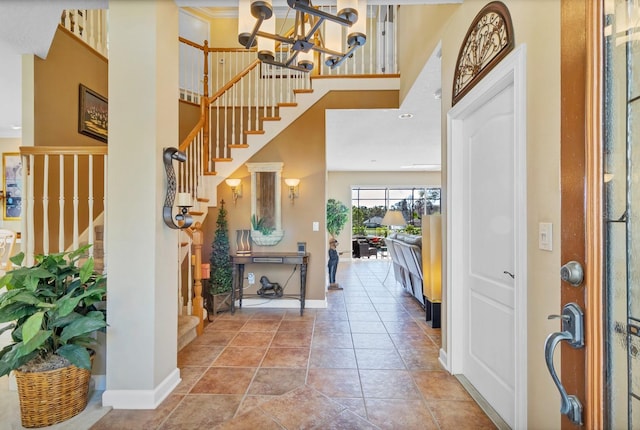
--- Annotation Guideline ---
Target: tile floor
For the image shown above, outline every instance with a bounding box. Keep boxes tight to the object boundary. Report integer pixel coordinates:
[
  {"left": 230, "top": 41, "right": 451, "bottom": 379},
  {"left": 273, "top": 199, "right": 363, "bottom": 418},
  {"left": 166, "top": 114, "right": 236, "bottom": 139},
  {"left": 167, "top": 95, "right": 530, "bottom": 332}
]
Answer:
[{"left": 1, "top": 259, "right": 497, "bottom": 429}]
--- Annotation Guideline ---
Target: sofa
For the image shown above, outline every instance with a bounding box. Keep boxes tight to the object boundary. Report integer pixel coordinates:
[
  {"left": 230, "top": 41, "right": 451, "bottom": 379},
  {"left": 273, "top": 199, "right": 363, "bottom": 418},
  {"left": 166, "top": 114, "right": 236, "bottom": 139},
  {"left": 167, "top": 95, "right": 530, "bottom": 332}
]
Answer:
[
  {"left": 385, "top": 233, "right": 424, "bottom": 306},
  {"left": 386, "top": 228, "right": 442, "bottom": 328}
]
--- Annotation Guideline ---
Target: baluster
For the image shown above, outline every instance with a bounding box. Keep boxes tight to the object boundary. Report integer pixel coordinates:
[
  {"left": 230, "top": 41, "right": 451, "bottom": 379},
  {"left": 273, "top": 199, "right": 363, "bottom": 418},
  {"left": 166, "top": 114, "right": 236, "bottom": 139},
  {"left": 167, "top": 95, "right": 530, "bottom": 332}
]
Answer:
[
  {"left": 73, "top": 154, "right": 79, "bottom": 251},
  {"left": 43, "top": 155, "right": 50, "bottom": 255},
  {"left": 58, "top": 155, "right": 65, "bottom": 253},
  {"left": 26, "top": 155, "right": 35, "bottom": 265},
  {"left": 88, "top": 10, "right": 96, "bottom": 51},
  {"left": 88, "top": 155, "right": 94, "bottom": 258},
  {"left": 103, "top": 154, "right": 108, "bottom": 273},
  {"left": 187, "top": 235, "right": 193, "bottom": 315},
  {"left": 191, "top": 224, "right": 204, "bottom": 335},
  {"left": 393, "top": 5, "right": 398, "bottom": 73}
]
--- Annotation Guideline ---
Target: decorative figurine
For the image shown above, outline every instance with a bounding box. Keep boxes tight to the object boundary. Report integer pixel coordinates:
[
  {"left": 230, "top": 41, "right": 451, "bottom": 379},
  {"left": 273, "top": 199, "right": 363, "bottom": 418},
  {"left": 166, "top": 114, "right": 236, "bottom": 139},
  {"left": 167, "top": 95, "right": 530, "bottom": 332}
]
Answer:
[
  {"left": 328, "top": 238, "right": 342, "bottom": 290},
  {"left": 257, "top": 275, "right": 283, "bottom": 297}
]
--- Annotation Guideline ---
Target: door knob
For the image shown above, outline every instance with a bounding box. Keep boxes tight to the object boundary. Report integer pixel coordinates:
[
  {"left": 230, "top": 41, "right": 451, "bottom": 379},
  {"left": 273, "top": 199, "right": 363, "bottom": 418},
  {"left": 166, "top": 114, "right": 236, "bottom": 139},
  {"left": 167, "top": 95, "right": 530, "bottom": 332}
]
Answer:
[{"left": 560, "top": 261, "right": 584, "bottom": 286}]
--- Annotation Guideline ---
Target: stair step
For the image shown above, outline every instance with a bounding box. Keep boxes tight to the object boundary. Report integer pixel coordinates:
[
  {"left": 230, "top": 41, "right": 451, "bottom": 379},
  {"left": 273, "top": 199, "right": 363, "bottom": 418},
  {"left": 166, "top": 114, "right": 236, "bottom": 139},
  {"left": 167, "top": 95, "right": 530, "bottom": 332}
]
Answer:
[
  {"left": 177, "top": 315, "right": 199, "bottom": 351},
  {"left": 261, "top": 116, "right": 281, "bottom": 121},
  {"left": 229, "top": 144, "right": 249, "bottom": 149},
  {"left": 189, "top": 210, "right": 204, "bottom": 216},
  {"left": 244, "top": 130, "right": 265, "bottom": 135},
  {"left": 278, "top": 102, "right": 298, "bottom": 107},
  {"left": 294, "top": 88, "right": 314, "bottom": 94},
  {"left": 213, "top": 158, "right": 232, "bottom": 162},
  {"left": 197, "top": 197, "right": 210, "bottom": 203}
]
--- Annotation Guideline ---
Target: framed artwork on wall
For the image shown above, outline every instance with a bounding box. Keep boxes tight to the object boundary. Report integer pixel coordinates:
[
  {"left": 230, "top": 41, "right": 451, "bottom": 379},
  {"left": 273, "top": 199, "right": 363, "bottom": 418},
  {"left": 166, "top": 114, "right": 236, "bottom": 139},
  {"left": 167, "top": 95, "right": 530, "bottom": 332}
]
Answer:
[
  {"left": 3, "top": 153, "right": 22, "bottom": 220},
  {"left": 78, "top": 84, "right": 108, "bottom": 143}
]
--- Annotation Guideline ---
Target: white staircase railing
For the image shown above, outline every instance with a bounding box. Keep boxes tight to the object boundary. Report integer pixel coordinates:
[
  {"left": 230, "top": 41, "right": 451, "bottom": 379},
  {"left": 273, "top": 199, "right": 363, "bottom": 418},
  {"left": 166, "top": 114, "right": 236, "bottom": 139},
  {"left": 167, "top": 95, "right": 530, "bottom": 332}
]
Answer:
[
  {"left": 60, "top": 9, "right": 108, "bottom": 57},
  {"left": 20, "top": 146, "right": 108, "bottom": 267}
]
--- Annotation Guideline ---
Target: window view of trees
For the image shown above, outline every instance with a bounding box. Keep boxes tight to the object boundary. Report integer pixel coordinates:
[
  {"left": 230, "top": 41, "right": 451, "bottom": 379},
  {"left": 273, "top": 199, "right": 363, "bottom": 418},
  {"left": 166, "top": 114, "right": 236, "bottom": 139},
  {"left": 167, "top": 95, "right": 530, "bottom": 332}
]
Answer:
[{"left": 351, "top": 187, "right": 441, "bottom": 236}]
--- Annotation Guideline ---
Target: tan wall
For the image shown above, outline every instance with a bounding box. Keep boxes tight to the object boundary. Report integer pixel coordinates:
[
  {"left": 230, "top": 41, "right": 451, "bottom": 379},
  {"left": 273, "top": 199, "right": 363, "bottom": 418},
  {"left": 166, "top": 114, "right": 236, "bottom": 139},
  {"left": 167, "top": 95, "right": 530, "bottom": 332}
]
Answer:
[
  {"left": 434, "top": 0, "right": 562, "bottom": 427},
  {"left": 397, "top": 5, "right": 459, "bottom": 105},
  {"left": 179, "top": 100, "right": 202, "bottom": 143},
  {"left": 34, "top": 27, "right": 108, "bottom": 147},
  {"left": 327, "top": 170, "right": 441, "bottom": 255},
  {"left": 203, "top": 89, "right": 398, "bottom": 301}
]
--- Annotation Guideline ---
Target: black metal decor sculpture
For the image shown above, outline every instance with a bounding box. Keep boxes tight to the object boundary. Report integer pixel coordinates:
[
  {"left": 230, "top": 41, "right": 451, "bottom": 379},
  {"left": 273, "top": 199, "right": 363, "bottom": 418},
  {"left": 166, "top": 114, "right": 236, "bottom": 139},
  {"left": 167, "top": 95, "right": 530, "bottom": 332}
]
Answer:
[{"left": 163, "top": 147, "right": 193, "bottom": 230}]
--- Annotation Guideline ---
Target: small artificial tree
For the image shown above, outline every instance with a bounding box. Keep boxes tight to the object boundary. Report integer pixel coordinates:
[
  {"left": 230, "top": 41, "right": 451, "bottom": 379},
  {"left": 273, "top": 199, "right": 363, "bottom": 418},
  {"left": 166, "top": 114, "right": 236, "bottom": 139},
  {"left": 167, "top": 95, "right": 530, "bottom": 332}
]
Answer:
[
  {"left": 209, "top": 200, "right": 232, "bottom": 295},
  {"left": 326, "top": 198, "right": 349, "bottom": 239}
]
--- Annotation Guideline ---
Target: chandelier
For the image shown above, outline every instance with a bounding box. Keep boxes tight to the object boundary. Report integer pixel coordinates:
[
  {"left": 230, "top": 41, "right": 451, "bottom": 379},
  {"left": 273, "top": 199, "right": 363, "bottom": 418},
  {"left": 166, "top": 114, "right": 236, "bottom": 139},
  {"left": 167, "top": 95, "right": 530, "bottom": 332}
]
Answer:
[{"left": 238, "top": 0, "right": 367, "bottom": 72}]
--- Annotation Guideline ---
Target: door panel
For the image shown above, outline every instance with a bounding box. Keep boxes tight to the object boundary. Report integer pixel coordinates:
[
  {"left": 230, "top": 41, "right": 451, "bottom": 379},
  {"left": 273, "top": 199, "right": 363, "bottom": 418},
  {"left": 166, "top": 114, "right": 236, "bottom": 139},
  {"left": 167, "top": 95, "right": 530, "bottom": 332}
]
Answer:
[{"left": 462, "top": 84, "right": 515, "bottom": 428}]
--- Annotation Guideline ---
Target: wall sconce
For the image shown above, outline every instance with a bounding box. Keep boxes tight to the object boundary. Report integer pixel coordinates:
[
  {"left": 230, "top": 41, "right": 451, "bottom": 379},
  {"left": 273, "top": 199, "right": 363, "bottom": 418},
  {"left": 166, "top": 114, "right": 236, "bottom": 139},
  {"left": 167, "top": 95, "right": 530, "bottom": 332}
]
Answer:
[
  {"left": 163, "top": 147, "right": 193, "bottom": 230},
  {"left": 285, "top": 178, "right": 300, "bottom": 203},
  {"left": 225, "top": 178, "right": 242, "bottom": 204}
]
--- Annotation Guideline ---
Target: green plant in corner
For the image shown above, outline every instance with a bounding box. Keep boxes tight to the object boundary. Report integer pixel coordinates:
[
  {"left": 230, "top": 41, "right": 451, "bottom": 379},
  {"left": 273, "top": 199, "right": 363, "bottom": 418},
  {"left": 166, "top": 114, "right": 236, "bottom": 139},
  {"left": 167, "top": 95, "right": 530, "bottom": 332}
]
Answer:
[
  {"left": 210, "top": 201, "right": 233, "bottom": 295},
  {"left": 0, "top": 245, "right": 106, "bottom": 376},
  {"left": 251, "top": 214, "right": 275, "bottom": 236},
  {"left": 326, "top": 198, "right": 349, "bottom": 239}
]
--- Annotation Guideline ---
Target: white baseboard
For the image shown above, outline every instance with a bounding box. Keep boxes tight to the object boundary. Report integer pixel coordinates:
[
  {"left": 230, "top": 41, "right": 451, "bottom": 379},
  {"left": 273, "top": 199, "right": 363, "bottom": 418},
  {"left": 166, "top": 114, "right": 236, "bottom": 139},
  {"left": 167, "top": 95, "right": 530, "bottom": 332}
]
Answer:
[
  {"left": 439, "top": 348, "right": 449, "bottom": 372},
  {"left": 102, "top": 368, "right": 180, "bottom": 409},
  {"left": 236, "top": 298, "right": 327, "bottom": 309}
]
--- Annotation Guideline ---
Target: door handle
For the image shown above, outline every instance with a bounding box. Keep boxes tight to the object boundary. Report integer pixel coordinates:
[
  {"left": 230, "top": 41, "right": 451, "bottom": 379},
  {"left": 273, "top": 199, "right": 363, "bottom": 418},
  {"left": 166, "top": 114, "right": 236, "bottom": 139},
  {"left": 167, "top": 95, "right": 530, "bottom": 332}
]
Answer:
[{"left": 544, "top": 302, "right": 584, "bottom": 426}]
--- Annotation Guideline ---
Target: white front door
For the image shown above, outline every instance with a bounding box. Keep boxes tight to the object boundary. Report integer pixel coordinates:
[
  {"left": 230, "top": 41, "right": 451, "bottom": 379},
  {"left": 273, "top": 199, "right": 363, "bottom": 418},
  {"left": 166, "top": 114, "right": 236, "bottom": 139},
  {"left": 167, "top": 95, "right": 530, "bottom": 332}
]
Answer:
[{"left": 447, "top": 46, "right": 527, "bottom": 429}]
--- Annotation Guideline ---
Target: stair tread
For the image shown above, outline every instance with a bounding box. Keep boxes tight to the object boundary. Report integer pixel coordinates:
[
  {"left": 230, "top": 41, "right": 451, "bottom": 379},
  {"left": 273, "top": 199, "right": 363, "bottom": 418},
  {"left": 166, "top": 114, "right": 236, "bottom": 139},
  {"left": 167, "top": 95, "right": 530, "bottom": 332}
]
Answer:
[
  {"left": 244, "top": 130, "right": 265, "bottom": 135},
  {"left": 189, "top": 210, "right": 204, "bottom": 216},
  {"left": 294, "top": 89, "right": 313, "bottom": 94},
  {"left": 197, "top": 197, "right": 210, "bottom": 203},
  {"left": 213, "top": 158, "right": 232, "bottom": 162},
  {"left": 278, "top": 102, "right": 298, "bottom": 107},
  {"left": 261, "top": 116, "right": 281, "bottom": 121},
  {"left": 229, "top": 144, "right": 249, "bottom": 148}
]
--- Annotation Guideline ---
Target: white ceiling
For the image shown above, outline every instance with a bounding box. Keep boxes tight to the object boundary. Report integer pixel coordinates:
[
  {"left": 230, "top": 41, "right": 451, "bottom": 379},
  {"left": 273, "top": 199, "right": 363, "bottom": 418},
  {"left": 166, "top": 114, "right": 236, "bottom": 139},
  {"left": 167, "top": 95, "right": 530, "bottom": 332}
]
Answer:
[{"left": 0, "top": 0, "right": 451, "bottom": 172}]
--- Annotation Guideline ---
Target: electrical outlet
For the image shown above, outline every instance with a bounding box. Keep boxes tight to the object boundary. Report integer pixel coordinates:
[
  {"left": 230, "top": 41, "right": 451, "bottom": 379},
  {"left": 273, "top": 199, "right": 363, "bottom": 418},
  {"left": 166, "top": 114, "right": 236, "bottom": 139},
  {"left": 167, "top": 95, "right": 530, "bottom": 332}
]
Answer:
[{"left": 248, "top": 272, "right": 255, "bottom": 285}]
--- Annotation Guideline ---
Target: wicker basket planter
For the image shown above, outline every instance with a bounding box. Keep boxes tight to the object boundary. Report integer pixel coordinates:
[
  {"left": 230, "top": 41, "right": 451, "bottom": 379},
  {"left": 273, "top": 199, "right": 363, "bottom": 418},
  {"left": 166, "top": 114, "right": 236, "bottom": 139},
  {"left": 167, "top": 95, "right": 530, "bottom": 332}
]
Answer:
[{"left": 14, "top": 363, "right": 92, "bottom": 428}]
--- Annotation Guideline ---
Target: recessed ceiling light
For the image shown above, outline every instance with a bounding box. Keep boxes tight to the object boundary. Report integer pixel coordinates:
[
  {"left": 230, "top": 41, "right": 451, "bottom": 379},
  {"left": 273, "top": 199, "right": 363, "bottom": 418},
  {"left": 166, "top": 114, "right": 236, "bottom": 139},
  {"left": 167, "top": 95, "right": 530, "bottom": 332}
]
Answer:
[
  {"left": 398, "top": 113, "right": 414, "bottom": 119},
  {"left": 10, "top": 125, "right": 21, "bottom": 130}
]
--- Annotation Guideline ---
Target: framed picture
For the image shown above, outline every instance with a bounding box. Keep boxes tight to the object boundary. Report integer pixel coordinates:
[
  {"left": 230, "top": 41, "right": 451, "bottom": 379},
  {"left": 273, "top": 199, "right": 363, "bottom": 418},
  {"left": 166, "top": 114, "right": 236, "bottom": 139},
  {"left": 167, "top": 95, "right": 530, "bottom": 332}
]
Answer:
[
  {"left": 3, "top": 153, "right": 22, "bottom": 220},
  {"left": 78, "top": 84, "right": 108, "bottom": 143}
]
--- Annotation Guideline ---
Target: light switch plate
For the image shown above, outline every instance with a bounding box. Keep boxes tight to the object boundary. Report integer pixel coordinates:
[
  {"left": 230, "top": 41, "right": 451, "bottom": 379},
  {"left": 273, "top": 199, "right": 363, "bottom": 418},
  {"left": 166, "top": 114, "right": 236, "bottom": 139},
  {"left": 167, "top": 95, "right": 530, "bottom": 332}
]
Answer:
[
  {"left": 312, "top": 222, "right": 319, "bottom": 231},
  {"left": 539, "top": 222, "right": 552, "bottom": 251}
]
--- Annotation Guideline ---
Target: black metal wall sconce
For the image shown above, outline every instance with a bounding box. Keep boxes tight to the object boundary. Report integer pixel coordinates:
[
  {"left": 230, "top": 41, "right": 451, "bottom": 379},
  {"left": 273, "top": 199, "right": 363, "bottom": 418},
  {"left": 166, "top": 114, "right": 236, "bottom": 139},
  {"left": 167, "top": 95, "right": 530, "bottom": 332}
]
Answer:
[{"left": 163, "top": 147, "right": 193, "bottom": 230}]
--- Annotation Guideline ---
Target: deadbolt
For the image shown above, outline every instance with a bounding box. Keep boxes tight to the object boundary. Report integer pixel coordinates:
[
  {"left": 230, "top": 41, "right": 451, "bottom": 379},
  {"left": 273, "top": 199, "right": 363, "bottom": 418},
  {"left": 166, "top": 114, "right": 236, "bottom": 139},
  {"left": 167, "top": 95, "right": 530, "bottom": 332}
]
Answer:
[{"left": 560, "top": 261, "right": 584, "bottom": 287}]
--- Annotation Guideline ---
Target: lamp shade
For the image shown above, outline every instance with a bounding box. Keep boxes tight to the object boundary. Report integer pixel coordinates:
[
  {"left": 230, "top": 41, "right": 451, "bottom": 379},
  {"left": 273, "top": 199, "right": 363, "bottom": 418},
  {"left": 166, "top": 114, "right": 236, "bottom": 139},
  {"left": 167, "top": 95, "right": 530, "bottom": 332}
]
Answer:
[
  {"left": 225, "top": 178, "right": 242, "bottom": 187},
  {"left": 381, "top": 210, "right": 406, "bottom": 227},
  {"left": 285, "top": 178, "right": 300, "bottom": 187}
]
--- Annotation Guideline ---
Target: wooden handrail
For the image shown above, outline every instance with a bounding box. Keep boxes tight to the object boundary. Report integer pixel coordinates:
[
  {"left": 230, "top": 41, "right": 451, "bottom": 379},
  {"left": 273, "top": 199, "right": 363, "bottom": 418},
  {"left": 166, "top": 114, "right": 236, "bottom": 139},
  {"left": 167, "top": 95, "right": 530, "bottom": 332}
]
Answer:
[
  {"left": 20, "top": 146, "right": 108, "bottom": 155},
  {"left": 207, "top": 59, "right": 261, "bottom": 106}
]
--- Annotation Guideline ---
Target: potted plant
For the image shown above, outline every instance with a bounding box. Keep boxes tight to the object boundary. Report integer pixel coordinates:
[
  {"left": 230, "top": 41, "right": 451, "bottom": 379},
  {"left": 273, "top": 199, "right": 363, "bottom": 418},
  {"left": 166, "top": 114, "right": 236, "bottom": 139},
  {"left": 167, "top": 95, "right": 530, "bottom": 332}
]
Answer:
[
  {"left": 208, "top": 201, "right": 233, "bottom": 314},
  {"left": 0, "top": 245, "right": 106, "bottom": 428}
]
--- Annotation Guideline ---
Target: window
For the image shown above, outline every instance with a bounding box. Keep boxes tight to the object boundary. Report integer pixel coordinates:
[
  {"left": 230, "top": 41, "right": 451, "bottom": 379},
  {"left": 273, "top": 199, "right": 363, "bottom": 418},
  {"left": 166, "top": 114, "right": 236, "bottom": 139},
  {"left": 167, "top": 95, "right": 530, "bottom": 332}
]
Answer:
[{"left": 351, "top": 187, "right": 440, "bottom": 235}]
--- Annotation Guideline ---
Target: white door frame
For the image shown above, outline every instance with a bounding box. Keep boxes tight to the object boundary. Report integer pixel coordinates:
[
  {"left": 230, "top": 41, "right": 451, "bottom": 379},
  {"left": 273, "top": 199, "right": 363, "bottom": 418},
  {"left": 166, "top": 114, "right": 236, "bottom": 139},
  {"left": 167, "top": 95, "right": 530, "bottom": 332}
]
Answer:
[{"left": 444, "top": 45, "right": 528, "bottom": 429}]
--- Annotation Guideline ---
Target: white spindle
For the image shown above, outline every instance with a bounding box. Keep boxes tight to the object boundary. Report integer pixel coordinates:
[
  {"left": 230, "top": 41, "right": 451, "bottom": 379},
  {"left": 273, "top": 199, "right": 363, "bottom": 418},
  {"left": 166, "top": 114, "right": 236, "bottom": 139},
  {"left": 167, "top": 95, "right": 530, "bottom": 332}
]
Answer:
[
  {"left": 43, "top": 155, "right": 50, "bottom": 255},
  {"left": 73, "top": 154, "right": 79, "bottom": 251},
  {"left": 59, "top": 155, "right": 65, "bottom": 253},
  {"left": 26, "top": 155, "right": 35, "bottom": 265},
  {"left": 88, "top": 155, "right": 94, "bottom": 258},
  {"left": 103, "top": 154, "right": 108, "bottom": 273}
]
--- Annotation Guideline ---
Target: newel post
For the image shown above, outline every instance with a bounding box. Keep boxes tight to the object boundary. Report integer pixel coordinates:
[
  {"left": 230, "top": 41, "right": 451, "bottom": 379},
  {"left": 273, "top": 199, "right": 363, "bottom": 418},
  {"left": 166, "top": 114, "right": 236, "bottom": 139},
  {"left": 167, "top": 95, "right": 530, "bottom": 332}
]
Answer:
[{"left": 191, "top": 222, "right": 204, "bottom": 336}]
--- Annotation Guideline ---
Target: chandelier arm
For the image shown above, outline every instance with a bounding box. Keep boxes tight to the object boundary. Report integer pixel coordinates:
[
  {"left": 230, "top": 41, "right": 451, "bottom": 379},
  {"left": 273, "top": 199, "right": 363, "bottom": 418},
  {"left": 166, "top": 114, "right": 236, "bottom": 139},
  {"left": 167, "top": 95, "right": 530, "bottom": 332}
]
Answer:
[
  {"left": 261, "top": 57, "right": 309, "bottom": 72},
  {"left": 288, "top": 1, "right": 353, "bottom": 27},
  {"left": 244, "top": 15, "right": 267, "bottom": 49},
  {"left": 256, "top": 31, "right": 295, "bottom": 45}
]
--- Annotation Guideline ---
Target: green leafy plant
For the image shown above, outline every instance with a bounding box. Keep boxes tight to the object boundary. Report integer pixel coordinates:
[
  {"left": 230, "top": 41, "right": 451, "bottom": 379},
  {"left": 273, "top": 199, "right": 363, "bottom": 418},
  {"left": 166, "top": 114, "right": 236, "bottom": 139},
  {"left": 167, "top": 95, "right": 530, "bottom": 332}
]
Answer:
[
  {"left": 251, "top": 214, "right": 275, "bottom": 236},
  {"left": 326, "top": 199, "right": 349, "bottom": 238},
  {"left": 0, "top": 246, "right": 106, "bottom": 376},
  {"left": 210, "top": 203, "right": 233, "bottom": 295}
]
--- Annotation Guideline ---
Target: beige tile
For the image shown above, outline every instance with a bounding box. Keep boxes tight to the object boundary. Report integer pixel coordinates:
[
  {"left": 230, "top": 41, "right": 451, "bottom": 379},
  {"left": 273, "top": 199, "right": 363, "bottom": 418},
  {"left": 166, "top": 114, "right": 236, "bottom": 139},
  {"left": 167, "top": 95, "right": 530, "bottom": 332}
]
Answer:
[
  {"left": 174, "top": 367, "right": 207, "bottom": 394},
  {"left": 355, "top": 348, "right": 406, "bottom": 370},
  {"left": 359, "top": 369, "right": 421, "bottom": 400},
  {"left": 190, "top": 367, "right": 256, "bottom": 394},
  {"left": 260, "top": 386, "right": 345, "bottom": 429},
  {"left": 228, "top": 331, "right": 275, "bottom": 347},
  {"left": 91, "top": 394, "right": 184, "bottom": 430},
  {"left": 159, "top": 395, "right": 242, "bottom": 429},
  {"left": 412, "top": 370, "right": 473, "bottom": 401},
  {"left": 307, "top": 368, "right": 362, "bottom": 398},
  {"left": 365, "top": 398, "right": 439, "bottom": 430},
  {"left": 427, "top": 400, "right": 497, "bottom": 429},
  {"left": 248, "top": 368, "right": 306, "bottom": 395},
  {"left": 262, "top": 347, "right": 310, "bottom": 368},
  {"left": 311, "top": 409, "right": 379, "bottom": 429},
  {"left": 213, "top": 346, "right": 267, "bottom": 367},
  {"left": 177, "top": 346, "right": 224, "bottom": 367},
  {"left": 213, "top": 407, "right": 284, "bottom": 430},
  {"left": 309, "top": 348, "right": 357, "bottom": 369}
]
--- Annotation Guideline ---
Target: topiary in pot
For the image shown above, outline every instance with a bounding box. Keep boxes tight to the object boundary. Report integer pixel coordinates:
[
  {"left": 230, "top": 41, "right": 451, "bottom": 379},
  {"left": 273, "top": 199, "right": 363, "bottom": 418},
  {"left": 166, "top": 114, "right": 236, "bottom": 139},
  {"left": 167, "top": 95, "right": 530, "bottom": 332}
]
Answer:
[
  {"left": 208, "top": 201, "right": 233, "bottom": 314},
  {"left": 0, "top": 245, "right": 106, "bottom": 427}
]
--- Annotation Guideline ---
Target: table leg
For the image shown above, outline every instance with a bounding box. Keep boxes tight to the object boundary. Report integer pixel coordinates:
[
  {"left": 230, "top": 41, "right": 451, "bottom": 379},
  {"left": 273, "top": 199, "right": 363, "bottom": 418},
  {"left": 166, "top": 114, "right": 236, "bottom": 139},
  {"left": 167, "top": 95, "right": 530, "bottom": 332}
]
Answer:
[
  {"left": 238, "top": 263, "right": 244, "bottom": 310},
  {"left": 231, "top": 264, "right": 237, "bottom": 314},
  {"left": 300, "top": 263, "right": 307, "bottom": 316}
]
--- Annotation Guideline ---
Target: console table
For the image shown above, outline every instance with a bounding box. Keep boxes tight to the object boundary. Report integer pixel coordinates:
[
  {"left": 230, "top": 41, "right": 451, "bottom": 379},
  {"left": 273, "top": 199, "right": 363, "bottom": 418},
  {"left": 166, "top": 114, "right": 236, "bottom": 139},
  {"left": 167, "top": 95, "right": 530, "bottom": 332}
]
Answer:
[{"left": 231, "top": 252, "right": 309, "bottom": 316}]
